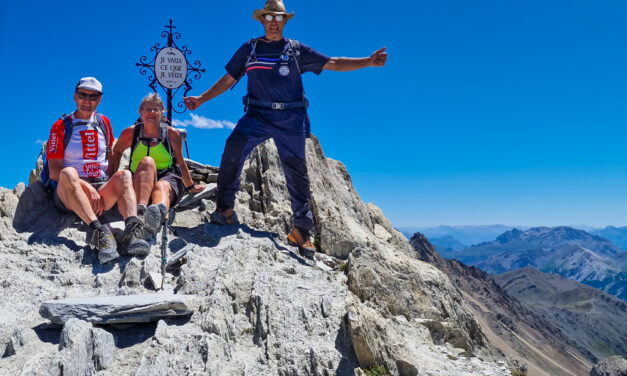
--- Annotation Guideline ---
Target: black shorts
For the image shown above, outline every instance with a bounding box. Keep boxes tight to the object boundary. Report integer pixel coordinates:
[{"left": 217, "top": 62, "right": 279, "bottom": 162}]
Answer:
[
  {"left": 53, "top": 181, "right": 106, "bottom": 213},
  {"left": 158, "top": 171, "right": 185, "bottom": 206}
]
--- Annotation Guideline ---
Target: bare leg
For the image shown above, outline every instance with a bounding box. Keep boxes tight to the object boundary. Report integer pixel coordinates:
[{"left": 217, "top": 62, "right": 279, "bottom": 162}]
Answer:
[
  {"left": 56, "top": 167, "right": 98, "bottom": 224},
  {"left": 133, "top": 157, "right": 157, "bottom": 206},
  {"left": 150, "top": 181, "right": 173, "bottom": 210},
  {"left": 100, "top": 170, "right": 137, "bottom": 220}
]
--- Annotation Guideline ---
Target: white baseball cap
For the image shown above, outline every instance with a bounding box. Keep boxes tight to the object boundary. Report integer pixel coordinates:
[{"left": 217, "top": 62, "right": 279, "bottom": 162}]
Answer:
[{"left": 76, "top": 77, "right": 103, "bottom": 93}]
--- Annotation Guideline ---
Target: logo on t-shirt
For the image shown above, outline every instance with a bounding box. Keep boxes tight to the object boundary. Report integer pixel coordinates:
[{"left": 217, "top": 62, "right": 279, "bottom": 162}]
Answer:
[
  {"left": 48, "top": 133, "right": 58, "bottom": 154},
  {"left": 83, "top": 162, "right": 102, "bottom": 177},
  {"left": 80, "top": 130, "right": 99, "bottom": 160}
]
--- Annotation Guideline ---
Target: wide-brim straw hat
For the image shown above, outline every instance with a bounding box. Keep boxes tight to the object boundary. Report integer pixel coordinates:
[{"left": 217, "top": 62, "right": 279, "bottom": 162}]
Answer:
[{"left": 252, "top": 0, "right": 295, "bottom": 21}]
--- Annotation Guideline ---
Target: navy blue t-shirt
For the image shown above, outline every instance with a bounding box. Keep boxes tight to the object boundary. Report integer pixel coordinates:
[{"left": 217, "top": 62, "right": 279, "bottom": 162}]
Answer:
[{"left": 225, "top": 37, "right": 330, "bottom": 135}]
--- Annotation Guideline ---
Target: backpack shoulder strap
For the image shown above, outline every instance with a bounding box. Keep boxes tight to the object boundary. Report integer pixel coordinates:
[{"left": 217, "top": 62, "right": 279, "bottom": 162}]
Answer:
[
  {"left": 159, "top": 119, "right": 175, "bottom": 158},
  {"left": 230, "top": 38, "right": 259, "bottom": 91},
  {"left": 287, "top": 39, "right": 301, "bottom": 74},
  {"left": 94, "top": 113, "right": 111, "bottom": 161},
  {"left": 288, "top": 39, "right": 300, "bottom": 56},
  {"left": 61, "top": 114, "right": 73, "bottom": 151},
  {"left": 128, "top": 119, "right": 143, "bottom": 170}
]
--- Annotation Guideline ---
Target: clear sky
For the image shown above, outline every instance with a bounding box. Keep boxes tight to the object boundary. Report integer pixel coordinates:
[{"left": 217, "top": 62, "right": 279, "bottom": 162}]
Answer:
[{"left": 1, "top": 0, "right": 626, "bottom": 227}]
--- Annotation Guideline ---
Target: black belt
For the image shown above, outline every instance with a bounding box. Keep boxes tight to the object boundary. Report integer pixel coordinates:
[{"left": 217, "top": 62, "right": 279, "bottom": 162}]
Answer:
[
  {"left": 243, "top": 96, "right": 308, "bottom": 110},
  {"left": 82, "top": 176, "right": 108, "bottom": 184}
]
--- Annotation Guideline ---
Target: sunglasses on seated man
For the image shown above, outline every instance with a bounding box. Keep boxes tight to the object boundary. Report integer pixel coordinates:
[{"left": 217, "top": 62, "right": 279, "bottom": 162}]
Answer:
[
  {"left": 76, "top": 91, "right": 102, "bottom": 101},
  {"left": 263, "top": 14, "right": 284, "bottom": 22}
]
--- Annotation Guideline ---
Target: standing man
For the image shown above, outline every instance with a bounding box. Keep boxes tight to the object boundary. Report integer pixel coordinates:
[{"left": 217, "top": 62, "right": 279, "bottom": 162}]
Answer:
[
  {"left": 184, "top": 0, "right": 387, "bottom": 258},
  {"left": 46, "top": 77, "right": 150, "bottom": 264}
]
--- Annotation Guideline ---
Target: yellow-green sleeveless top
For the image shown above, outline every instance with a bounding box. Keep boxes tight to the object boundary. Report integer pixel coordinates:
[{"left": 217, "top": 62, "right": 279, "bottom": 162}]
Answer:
[{"left": 130, "top": 141, "right": 173, "bottom": 172}]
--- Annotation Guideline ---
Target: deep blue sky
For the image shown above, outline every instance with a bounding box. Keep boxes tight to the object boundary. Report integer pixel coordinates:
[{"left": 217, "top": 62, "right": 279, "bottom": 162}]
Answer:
[{"left": 1, "top": 1, "right": 626, "bottom": 227}]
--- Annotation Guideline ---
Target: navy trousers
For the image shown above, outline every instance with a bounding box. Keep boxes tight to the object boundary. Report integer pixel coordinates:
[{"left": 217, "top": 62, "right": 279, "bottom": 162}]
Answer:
[{"left": 216, "top": 112, "right": 314, "bottom": 230}]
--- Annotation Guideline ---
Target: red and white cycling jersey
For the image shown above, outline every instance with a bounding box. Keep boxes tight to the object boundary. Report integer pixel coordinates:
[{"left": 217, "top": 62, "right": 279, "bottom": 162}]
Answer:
[{"left": 46, "top": 113, "right": 114, "bottom": 179}]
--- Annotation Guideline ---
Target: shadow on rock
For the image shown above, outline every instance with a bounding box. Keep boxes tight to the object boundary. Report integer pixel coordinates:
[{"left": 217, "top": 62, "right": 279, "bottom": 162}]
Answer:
[
  {"left": 101, "top": 322, "right": 158, "bottom": 349},
  {"left": 32, "top": 323, "right": 62, "bottom": 346},
  {"left": 13, "top": 181, "right": 66, "bottom": 234},
  {"left": 334, "top": 315, "right": 359, "bottom": 375},
  {"left": 27, "top": 231, "right": 83, "bottom": 253}
]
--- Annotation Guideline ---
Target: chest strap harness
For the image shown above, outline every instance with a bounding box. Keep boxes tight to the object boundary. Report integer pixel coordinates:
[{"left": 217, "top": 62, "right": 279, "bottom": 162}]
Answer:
[{"left": 235, "top": 38, "right": 308, "bottom": 112}]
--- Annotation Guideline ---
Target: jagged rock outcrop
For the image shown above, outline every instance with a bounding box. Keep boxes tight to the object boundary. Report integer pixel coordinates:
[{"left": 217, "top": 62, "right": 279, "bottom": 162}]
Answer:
[
  {"left": 235, "top": 136, "right": 410, "bottom": 258},
  {"left": 411, "top": 232, "right": 595, "bottom": 376},
  {"left": 18, "top": 318, "right": 115, "bottom": 375},
  {"left": 590, "top": 356, "right": 627, "bottom": 376},
  {"left": 0, "top": 136, "right": 511, "bottom": 375}
]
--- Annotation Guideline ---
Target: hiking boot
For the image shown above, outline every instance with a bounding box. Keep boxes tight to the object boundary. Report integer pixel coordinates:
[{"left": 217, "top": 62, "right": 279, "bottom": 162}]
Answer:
[
  {"left": 120, "top": 217, "right": 151, "bottom": 256},
  {"left": 210, "top": 207, "right": 236, "bottom": 225},
  {"left": 143, "top": 204, "right": 165, "bottom": 238},
  {"left": 287, "top": 227, "right": 316, "bottom": 259},
  {"left": 86, "top": 226, "right": 119, "bottom": 264}
]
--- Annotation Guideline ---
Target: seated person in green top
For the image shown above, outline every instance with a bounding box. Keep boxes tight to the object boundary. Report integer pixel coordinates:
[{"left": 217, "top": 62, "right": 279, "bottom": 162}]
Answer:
[{"left": 110, "top": 93, "right": 205, "bottom": 237}]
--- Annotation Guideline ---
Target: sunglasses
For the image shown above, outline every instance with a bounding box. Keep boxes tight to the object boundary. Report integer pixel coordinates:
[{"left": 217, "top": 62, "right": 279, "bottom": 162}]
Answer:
[
  {"left": 76, "top": 91, "right": 101, "bottom": 101},
  {"left": 263, "top": 14, "right": 284, "bottom": 22},
  {"left": 141, "top": 107, "right": 163, "bottom": 113}
]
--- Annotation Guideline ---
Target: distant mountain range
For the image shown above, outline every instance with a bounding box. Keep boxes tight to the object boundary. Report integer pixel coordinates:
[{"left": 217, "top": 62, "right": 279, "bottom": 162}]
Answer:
[
  {"left": 443, "top": 226, "right": 627, "bottom": 300},
  {"left": 427, "top": 235, "right": 467, "bottom": 253},
  {"left": 589, "top": 226, "right": 627, "bottom": 250},
  {"left": 398, "top": 225, "right": 527, "bottom": 247},
  {"left": 495, "top": 267, "right": 627, "bottom": 362},
  {"left": 400, "top": 224, "right": 627, "bottom": 252}
]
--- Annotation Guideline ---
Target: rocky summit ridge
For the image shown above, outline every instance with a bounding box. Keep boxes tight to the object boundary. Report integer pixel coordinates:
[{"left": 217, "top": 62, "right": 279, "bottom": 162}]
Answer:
[{"left": 0, "top": 136, "right": 516, "bottom": 375}]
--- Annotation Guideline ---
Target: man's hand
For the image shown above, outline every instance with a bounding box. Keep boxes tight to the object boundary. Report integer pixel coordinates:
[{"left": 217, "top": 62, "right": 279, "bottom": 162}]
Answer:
[
  {"left": 86, "top": 184, "right": 104, "bottom": 215},
  {"left": 369, "top": 47, "right": 388, "bottom": 67},
  {"left": 183, "top": 96, "right": 202, "bottom": 111}
]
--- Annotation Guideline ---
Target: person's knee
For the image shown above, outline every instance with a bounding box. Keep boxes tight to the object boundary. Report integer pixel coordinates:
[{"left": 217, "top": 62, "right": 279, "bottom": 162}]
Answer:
[
  {"left": 112, "top": 170, "right": 133, "bottom": 191},
  {"left": 153, "top": 181, "right": 170, "bottom": 194},
  {"left": 59, "top": 167, "right": 80, "bottom": 186},
  {"left": 137, "top": 156, "right": 156, "bottom": 171}
]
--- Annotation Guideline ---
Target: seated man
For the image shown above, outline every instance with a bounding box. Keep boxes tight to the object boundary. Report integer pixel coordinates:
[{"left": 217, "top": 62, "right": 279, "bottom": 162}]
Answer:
[
  {"left": 109, "top": 93, "right": 205, "bottom": 238},
  {"left": 46, "top": 77, "right": 149, "bottom": 264}
]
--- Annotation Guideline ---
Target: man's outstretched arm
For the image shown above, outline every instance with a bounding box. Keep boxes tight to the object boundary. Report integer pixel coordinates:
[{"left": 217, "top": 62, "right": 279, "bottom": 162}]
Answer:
[
  {"left": 183, "top": 73, "right": 237, "bottom": 110},
  {"left": 323, "top": 47, "right": 388, "bottom": 72}
]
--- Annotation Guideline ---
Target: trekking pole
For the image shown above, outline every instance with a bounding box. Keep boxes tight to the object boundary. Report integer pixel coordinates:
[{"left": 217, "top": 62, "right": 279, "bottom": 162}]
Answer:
[{"left": 160, "top": 210, "right": 170, "bottom": 291}]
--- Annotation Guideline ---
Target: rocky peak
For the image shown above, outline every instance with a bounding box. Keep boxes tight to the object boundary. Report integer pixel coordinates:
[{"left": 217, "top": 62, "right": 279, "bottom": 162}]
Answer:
[
  {"left": 496, "top": 228, "right": 524, "bottom": 244},
  {"left": 0, "top": 136, "right": 512, "bottom": 375}
]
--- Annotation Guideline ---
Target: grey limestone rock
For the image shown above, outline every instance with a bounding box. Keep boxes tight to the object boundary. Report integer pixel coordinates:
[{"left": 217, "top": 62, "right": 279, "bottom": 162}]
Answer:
[
  {"left": 3, "top": 326, "right": 35, "bottom": 357},
  {"left": 2, "top": 133, "right": 516, "bottom": 376},
  {"left": 0, "top": 187, "right": 19, "bottom": 218},
  {"left": 39, "top": 293, "right": 198, "bottom": 324},
  {"left": 119, "top": 257, "right": 142, "bottom": 287},
  {"left": 178, "top": 183, "right": 217, "bottom": 208},
  {"left": 590, "top": 356, "right": 627, "bottom": 376},
  {"left": 54, "top": 318, "right": 115, "bottom": 375},
  {"left": 233, "top": 136, "right": 410, "bottom": 259},
  {"left": 347, "top": 245, "right": 489, "bottom": 357}
]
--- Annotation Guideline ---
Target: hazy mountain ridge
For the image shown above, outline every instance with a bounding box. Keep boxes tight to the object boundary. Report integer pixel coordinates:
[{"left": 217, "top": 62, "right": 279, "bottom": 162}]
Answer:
[
  {"left": 427, "top": 235, "right": 467, "bottom": 253},
  {"left": 590, "top": 225, "right": 627, "bottom": 251},
  {"left": 448, "top": 226, "right": 627, "bottom": 300},
  {"left": 398, "top": 225, "right": 525, "bottom": 247}
]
